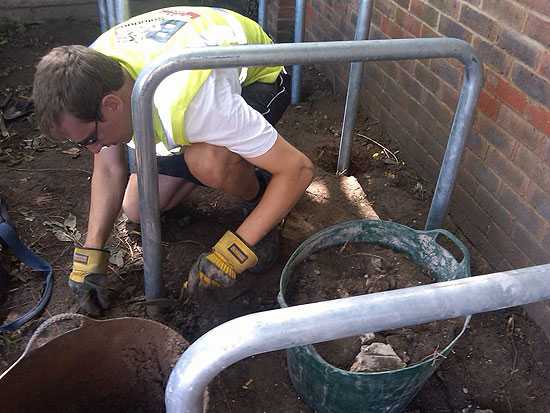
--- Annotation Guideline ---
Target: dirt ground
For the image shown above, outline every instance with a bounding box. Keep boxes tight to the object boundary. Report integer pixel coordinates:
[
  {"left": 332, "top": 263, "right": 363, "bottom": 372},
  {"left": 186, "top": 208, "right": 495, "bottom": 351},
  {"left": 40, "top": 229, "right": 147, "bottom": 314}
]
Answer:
[{"left": 1, "top": 18, "right": 549, "bottom": 413}]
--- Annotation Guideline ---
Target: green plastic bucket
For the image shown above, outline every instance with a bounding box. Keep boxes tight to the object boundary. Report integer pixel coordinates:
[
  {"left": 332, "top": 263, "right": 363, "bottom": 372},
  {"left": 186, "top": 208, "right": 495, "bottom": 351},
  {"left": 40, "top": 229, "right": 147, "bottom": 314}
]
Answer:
[{"left": 277, "top": 219, "right": 471, "bottom": 413}]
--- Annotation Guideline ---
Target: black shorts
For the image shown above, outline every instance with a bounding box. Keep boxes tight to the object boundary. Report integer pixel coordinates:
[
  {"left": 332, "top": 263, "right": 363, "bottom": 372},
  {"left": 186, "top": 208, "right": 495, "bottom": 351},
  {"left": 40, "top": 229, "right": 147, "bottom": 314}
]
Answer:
[{"left": 127, "top": 70, "right": 290, "bottom": 185}]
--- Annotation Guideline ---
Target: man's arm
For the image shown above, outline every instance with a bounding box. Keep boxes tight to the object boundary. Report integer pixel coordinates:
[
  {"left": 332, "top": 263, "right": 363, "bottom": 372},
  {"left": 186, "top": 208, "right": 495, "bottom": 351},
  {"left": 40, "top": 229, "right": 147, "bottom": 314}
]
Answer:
[
  {"left": 84, "top": 145, "right": 128, "bottom": 248},
  {"left": 237, "top": 134, "right": 314, "bottom": 246}
]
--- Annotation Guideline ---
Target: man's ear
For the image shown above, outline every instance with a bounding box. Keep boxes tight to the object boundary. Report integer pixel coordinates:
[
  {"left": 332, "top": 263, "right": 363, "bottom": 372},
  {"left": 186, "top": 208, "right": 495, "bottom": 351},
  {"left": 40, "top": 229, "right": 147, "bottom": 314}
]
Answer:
[{"left": 100, "top": 94, "right": 123, "bottom": 119}]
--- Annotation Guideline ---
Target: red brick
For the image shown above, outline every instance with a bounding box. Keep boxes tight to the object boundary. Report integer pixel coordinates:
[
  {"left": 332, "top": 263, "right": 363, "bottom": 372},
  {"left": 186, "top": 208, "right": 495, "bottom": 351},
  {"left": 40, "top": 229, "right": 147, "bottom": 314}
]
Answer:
[
  {"left": 515, "top": 145, "right": 550, "bottom": 190},
  {"left": 527, "top": 181, "right": 550, "bottom": 221},
  {"left": 438, "top": 14, "right": 472, "bottom": 43},
  {"left": 420, "top": 23, "right": 438, "bottom": 38},
  {"left": 475, "top": 113, "right": 517, "bottom": 158},
  {"left": 460, "top": 5, "right": 499, "bottom": 41},
  {"left": 426, "top": 0, "right": 460, "bottom": 18},
  {"left": 482, "top": 0, "right": 527, "bottom": 31},
  {"left": 538, "top": 51, "right": 550, "bottom": 80},
  {"left": 396, "top": 8, "right": 422, "bottom": 37},
  {"left": 476, "top": 185, "right": 514, "bottom": 233},
  {"left": 452, "top": 186, "right": 491, "bottom": 234},
  {"left": 410, "top": 0, "right": 439, "bottom": 28},
  {"left": 374, "top": 0, "right": 397, "bottom": 19},
  {"left": 487, "top": 223, "right": 531, "bottom": 269},
  {"left": 395, "top": 0, "right": 411, "bottom": 9},
  {"left": 499, "top": 183, "right": 546, "bottom": 239},
  {"left": 497, "top": 105, "right": 542, "bottom": 152},
  {"left": 497, "top": 30, "right": 541, "bottom": 69},
  {"left": 520, "top": 0, "right": 550, "bottom": 18},
  {"left": 512, "top": 223, "right": 550, "bottom": 265},
  {"left": 466, "top": 130, "right": 489, "bottom": 158},
  {"left": 380, "top": 14, "right": 405, "bottom": 38},
  {"left": 437, "top": 81, "right": 459, "bottom": 109},
  {"left": 431, "top": 59, "right": 462, "bottom": 89},
  {"left": 494, "top": 76, "right": 528, "bottom": 113},
  {"left": 525, "top": 103, "right": 550, "bottom": 136},
  {"left": 463, "top": 151, "right": 500, "bottom": 193},
  {"left": 477, "top": 90, "right": 500, "bottom": 120},
  {"left": 523, "top": 12, "right": 550, "bottom": 48},
  {"left": 473, "top": 37, "right": 510, "bottom": 75},
  {"left": 484, "top": 68, "right": 499, "bottom": 94},
  {"left": 487, "top": 147, "right": 528, "bottom": 193},
  {"left": 511, "top": 63, "right": 550, "bottom": 107}
]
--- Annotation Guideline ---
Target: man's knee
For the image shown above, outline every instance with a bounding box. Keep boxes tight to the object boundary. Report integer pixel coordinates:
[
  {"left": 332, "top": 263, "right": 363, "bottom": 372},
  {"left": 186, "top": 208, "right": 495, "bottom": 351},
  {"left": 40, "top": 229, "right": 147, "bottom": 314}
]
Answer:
[
  {"left": 185, "top": 144, "right": 241, "bottom": 189},
  {"left": 122, "top": 197, "right": 140, "bottom": 223}
]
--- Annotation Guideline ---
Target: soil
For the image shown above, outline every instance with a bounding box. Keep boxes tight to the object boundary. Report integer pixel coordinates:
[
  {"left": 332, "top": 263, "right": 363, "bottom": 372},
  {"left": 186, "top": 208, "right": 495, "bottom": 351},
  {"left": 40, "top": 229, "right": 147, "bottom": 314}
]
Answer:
[
  {"left": 1, "top": 17, "right": 550, "bottom": 413},
  {"left": 288, "top": 244, "right": 465, "bottom": 369}
]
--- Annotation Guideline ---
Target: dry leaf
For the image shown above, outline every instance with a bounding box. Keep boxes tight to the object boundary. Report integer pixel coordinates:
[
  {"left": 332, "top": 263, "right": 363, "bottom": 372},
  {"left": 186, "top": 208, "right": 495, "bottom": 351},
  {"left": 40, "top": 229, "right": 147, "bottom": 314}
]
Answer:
[{"left": 109, "top": 250, "right": 125, "bottom": 268}]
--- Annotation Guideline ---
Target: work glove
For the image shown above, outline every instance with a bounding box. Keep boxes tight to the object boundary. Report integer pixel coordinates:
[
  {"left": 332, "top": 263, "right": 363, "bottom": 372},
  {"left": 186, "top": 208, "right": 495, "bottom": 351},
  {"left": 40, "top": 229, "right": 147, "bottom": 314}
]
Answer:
[
  {"left": 68, "top": 247, "right": 111, "bottom": 316},
  {"left": 186, "top": 231, "right": 258, "bottom": 295}
]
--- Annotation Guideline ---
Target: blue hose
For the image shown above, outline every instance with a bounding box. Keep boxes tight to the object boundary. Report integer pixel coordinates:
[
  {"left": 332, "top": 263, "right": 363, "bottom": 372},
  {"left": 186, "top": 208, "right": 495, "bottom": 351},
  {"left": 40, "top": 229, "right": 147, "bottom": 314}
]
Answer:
[{"left": 0, "top": 200, "right": 54, "bottom": 333}]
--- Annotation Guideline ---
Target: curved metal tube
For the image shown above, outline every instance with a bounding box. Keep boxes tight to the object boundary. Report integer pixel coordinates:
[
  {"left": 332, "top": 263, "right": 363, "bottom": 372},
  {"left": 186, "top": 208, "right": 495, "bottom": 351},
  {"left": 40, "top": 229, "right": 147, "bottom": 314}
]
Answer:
[
  {"left": 258, "top": 0, "right": 267, "bottom": 29},
  {"left": 337, "top": 0, "right": 374, "bottom": 174},
  {"left": 131, "top": 38, "right": 482, "bottom": 304},
  {"left": 165, "top": 264, "right": 550, "bottom": 412},
  {"left": 425, "top": 50, "right": 483, "bottom": 229},
  {"left": 290, "top": 0, "right": 306, "bottom": 104}
]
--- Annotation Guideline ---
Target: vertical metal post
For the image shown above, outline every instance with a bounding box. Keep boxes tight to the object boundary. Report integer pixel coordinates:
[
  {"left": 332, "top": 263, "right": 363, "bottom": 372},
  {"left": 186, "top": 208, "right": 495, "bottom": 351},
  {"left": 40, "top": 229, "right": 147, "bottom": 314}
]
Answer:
[
  {"left": 105, "top": 0, "right": 117, "bottom": 28},
  {"left": 258, "top": 0, "right": 267, "bottom": 29},
  {"left": 337, "top": 0, "right": 374, "bottom": 174},
  {"left": 425, "top": 57, "right": 483, "bottom": 229},
  {"left": 114, "top": 0, "right": 130, "bottom": 24},
  {"left": 291, "top": 0, "right": 306, "bottom": 104},
  {"left": 97, "top": 0, "right": 109, "bottom": 32}
]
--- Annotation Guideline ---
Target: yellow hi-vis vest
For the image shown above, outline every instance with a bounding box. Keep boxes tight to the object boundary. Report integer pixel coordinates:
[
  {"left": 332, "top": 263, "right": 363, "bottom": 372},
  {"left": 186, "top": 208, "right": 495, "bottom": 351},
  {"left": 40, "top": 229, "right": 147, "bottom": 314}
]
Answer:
[{"left": 91, "top": 7, "right": 282, "bottom": 148}]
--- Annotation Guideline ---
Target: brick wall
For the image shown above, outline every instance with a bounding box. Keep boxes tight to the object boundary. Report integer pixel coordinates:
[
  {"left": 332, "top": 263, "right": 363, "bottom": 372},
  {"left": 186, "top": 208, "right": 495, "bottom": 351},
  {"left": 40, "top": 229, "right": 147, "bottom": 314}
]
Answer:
[
  {"left": 266, "top": 0, "right": 296, "bottom": 42},
  {"left": 270, "top": 0, "right": 550, "bottom": 272}
]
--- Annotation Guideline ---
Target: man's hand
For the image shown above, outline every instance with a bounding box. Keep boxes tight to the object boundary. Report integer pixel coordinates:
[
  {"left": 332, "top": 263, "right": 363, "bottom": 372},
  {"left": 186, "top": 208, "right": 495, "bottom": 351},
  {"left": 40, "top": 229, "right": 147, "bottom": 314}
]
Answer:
[
  {"left": 187, "top": 231, "right": 258, "bottom": 294},
  {"left": 68, "top": 247, "right": 111, "bottom": 316}
]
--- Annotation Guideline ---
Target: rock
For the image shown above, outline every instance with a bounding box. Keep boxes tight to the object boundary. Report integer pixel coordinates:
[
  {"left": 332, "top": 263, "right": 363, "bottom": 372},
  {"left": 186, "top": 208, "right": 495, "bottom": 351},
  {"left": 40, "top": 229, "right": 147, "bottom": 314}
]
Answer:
[
  {"left": 359, "top": 332, "right": 375, "bottom": 344},
  {"left": 350, "top": 342, "right": 406, "bottom": 373}
]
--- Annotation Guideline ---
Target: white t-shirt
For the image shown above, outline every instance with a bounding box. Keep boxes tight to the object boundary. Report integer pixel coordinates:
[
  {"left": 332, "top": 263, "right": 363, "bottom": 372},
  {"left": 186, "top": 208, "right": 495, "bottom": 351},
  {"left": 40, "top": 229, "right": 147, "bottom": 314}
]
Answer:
[{"left": 152, "top": 67, "right": 278, "bottom": 158}]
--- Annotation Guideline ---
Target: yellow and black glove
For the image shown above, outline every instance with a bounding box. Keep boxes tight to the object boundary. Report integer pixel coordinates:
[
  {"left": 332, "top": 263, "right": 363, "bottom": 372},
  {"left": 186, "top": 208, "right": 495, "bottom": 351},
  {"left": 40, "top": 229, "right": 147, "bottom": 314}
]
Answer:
[
  {"left": 68, "top": 247, "right": 111, "bottom": 316},
  {"left": 187, "top": 231, "right": 258, "bottom": 295}
]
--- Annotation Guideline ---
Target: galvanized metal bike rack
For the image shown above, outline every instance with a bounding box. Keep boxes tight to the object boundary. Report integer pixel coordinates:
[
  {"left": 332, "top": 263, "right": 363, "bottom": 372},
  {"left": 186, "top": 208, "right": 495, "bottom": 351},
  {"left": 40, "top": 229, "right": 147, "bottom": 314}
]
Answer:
[
  {"left": 97, "top": 0, "right": 129, "bottom": 32},
  {"left": 164, "top": 264, "right": 550, "bottom": 412},
  {"left": 290, "top": 0, "right": 374, "bottom": 178},
  {"left": 131, "top": 38, "right": 483, "bottom": 305}
]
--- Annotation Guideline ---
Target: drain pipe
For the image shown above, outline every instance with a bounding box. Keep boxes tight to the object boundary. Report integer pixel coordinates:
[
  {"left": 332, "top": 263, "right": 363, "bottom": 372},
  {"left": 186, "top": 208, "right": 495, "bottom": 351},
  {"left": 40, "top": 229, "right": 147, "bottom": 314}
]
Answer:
[
  {"left": 337, "top": 0, "right": 374, "bottom": 174},
  {"left": 165, "top": 264, "right": 550, "bottom": 413},
  {"left": 132, "top": 37, "right": 481, "bottom": 309},
  {"left": 290, "top": 0, "right": 306, "bottom": 104},
  {"left": 258, "top": 0, "right": 267, "bottom": 29}
]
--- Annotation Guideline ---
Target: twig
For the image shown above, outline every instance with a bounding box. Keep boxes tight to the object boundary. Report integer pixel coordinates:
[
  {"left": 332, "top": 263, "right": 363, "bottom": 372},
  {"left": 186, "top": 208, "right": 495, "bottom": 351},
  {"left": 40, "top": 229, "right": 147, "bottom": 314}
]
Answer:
[
  {"left": 344, "top": 252, "right": 385, "bottom": 260},
  {"left": 171, "top": 239, "right": 205, "bottom": 248},
  {"left": 338, "top": 240, "right": 350, "bottom": 254},
  {"left": 0, "top": 167, "right": 90, "bottom": 174},
  {"left": 357, "top": 133, "right": 399, "bottom": 163}
]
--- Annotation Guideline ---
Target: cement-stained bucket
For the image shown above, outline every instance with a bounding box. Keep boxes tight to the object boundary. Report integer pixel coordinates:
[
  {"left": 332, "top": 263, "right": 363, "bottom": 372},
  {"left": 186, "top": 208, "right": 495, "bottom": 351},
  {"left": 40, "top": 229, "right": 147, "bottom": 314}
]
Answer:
[
  {"left": 277, "top": 219, "right": 471, "bottom": 413},
  {"left": 0, "top": 313, "right": 188, "bottom": 413}
]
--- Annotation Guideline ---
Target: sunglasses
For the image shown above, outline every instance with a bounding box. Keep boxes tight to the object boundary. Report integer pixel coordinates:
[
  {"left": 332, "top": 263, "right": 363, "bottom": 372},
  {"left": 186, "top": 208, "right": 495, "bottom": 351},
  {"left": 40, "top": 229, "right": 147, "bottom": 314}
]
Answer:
[{"left": 72, "top": 120, "right": 99, "bottom": 148}]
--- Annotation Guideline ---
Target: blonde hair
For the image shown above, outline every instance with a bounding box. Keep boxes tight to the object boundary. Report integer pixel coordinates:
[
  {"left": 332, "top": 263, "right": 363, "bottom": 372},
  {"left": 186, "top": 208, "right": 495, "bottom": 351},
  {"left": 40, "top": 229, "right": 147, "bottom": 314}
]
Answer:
[{"left": 32, "top": 45, "right": 124, "bottom": 135}]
